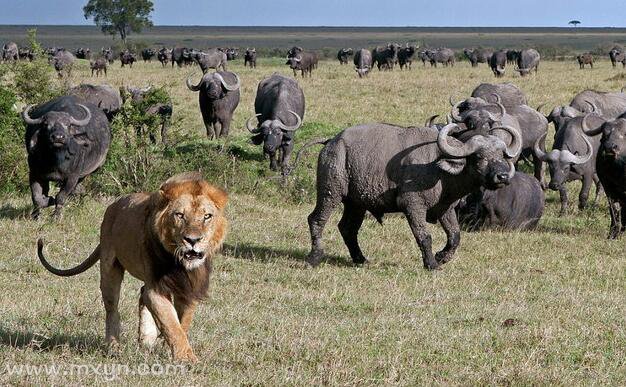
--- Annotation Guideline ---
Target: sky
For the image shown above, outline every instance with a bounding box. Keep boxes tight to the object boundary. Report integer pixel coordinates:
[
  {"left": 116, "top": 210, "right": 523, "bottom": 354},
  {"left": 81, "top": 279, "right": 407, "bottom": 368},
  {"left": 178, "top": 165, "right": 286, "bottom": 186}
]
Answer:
[{"left": 0, "top": 0, "right": 624, "bottom": 27}]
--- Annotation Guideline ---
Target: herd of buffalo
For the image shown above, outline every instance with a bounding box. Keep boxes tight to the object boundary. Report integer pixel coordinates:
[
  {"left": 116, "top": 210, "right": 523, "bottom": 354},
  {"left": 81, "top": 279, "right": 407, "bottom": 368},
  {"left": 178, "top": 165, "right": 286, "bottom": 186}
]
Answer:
[{"left": 4, "top": 39, "right": 626, "bottom": 268}]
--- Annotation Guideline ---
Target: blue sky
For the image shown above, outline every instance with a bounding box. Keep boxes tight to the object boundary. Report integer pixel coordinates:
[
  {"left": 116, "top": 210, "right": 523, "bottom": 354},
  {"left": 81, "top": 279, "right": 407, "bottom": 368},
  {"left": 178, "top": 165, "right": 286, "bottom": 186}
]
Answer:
[{"left": 0, "top": 0, "right": 623, "bottom": 27}]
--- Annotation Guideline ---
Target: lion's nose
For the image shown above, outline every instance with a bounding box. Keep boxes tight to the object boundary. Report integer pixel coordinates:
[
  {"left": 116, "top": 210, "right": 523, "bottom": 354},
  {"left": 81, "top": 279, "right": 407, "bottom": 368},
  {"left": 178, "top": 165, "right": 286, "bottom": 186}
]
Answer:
[{"left": 184, "top": 236, "right": 202, "bottom": 246}]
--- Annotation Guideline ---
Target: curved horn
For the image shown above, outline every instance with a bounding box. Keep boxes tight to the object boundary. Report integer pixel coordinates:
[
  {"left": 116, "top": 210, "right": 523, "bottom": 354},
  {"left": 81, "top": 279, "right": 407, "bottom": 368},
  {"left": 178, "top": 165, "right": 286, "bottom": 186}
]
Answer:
[
  {"left": 581, "top": 113, "right": 603, "bottom": 136},
  {"left": 585, "top": 100, "right": 598, "bottom": 113},
  {"left": 489, "top": 99, "right": 506, "bottom": 120},
  {"left": 246, "top": 114, "right": 262, "bottom": 133},
  {"left": 490, "top": 93, "right": 502, "bottom": 104},
  {"left": 489, "top": 125, "right": 522, "bottom": 158},
  {"left": 560, "top": 135, "right": 593, "bottom": 165},
  {"left": 446, "top": 115, "right": 452, "bottom": 124},
  {"left": 533, "top": 133, "right": 549, "bottom": 161},
  {"left": 450, "top": 98, "right": 464, "bottom": 122},
  {"left": 22, "top": 105, "right": 43, "bottom": 125},
  {"left": 536, "top": 103, "right": 546, "bottom": 114},
  {"left": 69, "top": 104, "right": 91, "bottom": 127},
  {"left": 425, "top": 114, "right": 439, "bottom": 127},
  {"left": 186, "top": 72, "right": 203, "bottom": 91},
  {"left": 437, "top": 123, "right": 477, "bottom": 159},
  {"left": 506, "top": 160, "right": 516, "bottom": 179},
  {"left": 276, "top": 110, "right": 302, "bottom": 132},
  {"left": 214, "top": 72, "right": 240, "bottom": 91}
]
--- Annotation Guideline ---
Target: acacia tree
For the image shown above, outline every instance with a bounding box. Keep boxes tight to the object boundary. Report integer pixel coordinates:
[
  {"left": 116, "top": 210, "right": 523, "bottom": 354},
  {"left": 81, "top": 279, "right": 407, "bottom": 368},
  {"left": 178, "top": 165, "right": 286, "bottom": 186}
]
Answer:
[
  {"left": 83, "top": 0, "right": 154, "bottom": 44},
  {"left": 568, "top": 20, "right": 581, "bottom": 28}
]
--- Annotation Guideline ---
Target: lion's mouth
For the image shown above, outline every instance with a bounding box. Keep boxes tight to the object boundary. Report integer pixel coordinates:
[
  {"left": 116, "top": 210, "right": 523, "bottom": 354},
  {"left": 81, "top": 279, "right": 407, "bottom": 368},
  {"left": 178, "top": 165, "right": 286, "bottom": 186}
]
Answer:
[{"left": 183, "top": 250, "right": 205, "bottom": 260}]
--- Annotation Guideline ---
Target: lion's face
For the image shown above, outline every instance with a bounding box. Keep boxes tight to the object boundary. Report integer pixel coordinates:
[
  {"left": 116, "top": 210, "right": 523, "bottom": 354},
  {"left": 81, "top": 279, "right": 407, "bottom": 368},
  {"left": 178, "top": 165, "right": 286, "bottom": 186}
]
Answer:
[{"left": 156, "top": 175, "right": 228, "bottom": 270}]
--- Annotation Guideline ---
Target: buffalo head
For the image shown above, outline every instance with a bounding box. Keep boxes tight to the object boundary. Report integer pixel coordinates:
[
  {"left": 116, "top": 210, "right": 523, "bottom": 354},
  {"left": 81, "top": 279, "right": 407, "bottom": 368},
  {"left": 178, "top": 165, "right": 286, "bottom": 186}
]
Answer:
[
  {"left": 22, "top": 104, "right": 92, "bottom": 152},
  {"left": 437, "top": 123, "right": 521, "bottom": 189},
  {"left": 583, "top": 113, "right": 626, "bottom": 160},
  {"left": 533, "top": 131, "right": 593, "bottom": 190},
  {"left": 450, "top": 96, "right": 506, "bottom": 131},
  {"left": 246, "top": 111, "right": 302, "bottom": 155},
  {"left": 186, "top": 72, "right": 240, "bottom": 99}
]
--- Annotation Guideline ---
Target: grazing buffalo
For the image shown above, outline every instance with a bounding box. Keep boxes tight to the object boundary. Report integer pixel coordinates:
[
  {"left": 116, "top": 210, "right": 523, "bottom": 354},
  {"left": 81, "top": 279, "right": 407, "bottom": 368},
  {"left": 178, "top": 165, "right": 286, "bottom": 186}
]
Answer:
[
  {"left": 22, "top": 96, "right": 111, "bottom": 218},
  {"left": 354, "top": 48, "right": 372, "bottom": 78},
  {"left": 121, "top": 86, "right": 173, "bottom": 144},
  {"left": 157, "top": 48, "right": 171, "bottom": 67},
  {"left": 457, "top": 172, "right": 544, "bottom": 231},
  {"left": 172, "top": 47, "right": 190, "bottom": 68},
  {"left": 372, "top": 44, "right": 400, "bottom": 70},
  {"left": 89, "top": 57, "right": 107, "bottom": 77},
  {"left": 489, "top": 50, "right": 507, "bottom": 77},
  {"left": 51, "top": 49, "right": 75, "bottom": 77},
  {"left": 19, "top": 47, "right": 34, "bottom": 61},
  {"left": 186, "top": 71, "right": 241, "bottom": 139},
  {"left": 398, "top": 45, "right": 417, "bottom": 70},
  {"left": 119, "top": 50, "right": 137, "bottom": 68},
  {"left": 69, "top": 84, "right": 123, "bottom": 121},
  {"left": 464, "top": 48, "right": 492, "bottom": 67},
  {"left": 515, "top": 48, "right": 540, "bottom": 76},
  {"left": 2, "top": 42, "right": 18, "bottom": 61},
  {"left": 577, "top": 53, "right": 593, "bottom": 69},
  {"left": 582, "top": 113, "right": 626, "bottom": 238},
  {"left": 337, "top": 48, "right": 353, "bottom": 65},
  {"left": 471, "top": 83, "right": 528, "bottom": 108},
  {"left": 306, "top": 122, "right": 521, "bottom": 269},
  {"left": 244, "top": 48, "right": 257, "bottom": 68},
  {"left": 193, "top": 48, "right": 228, "bottom": 73},
  {"left": 142, "top": 48, "right": 156, "bottom": 62},
  {"left": 74, "top": 47, "right": 90, "bottom": 60},
  {"left": 286, "top": 51, "right": 318, "bottom": 77},
  {"left": 534, "top": 116, "right": 600, "bottom": 215},
  {"left": 246, "top": 73, "right": 305, "bottom": 172},
  {"left": 609, "top": 46, "right": 625, "bottom": 68},
  {"left": 102, "top": 47, "right": 114, "bottom": 64},
  {"left": 425, "top": 48, "right": 455, "bottom": 67}
]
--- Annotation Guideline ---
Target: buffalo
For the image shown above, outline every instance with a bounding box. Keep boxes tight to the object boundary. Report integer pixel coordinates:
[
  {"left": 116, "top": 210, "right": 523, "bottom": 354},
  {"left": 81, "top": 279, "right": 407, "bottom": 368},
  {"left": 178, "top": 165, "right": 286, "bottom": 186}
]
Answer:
[
  {"left": 577, "top": 53, "right": 593, "bottom": 69},
  {"left": 515, "top": 48, "right": 540, "bottom": 76},
  {"left": 186, "top": 71, "right": 241, "bottom": 139},
  {"left": 337, "top": 48, "right": 353, "bottom": 65},
  {"left": 246, "top": 73, "right": 305, "bottom": 172},
  {"left": 2, "top": 42, "right": 18, "bottom": 61},
  {"left": 457, "top": 172, "right": 544, "bottom": 231},
  {"left": 372, "top": 44, "right": 400, "bottom": 70},
  {"left": 74, "top": 47, "right": 90, "bottom": 60},
  {"left": 582, "top": 113, "right": 626, "bottom": 238},
  {"left": 489, "top": 50, "right": 507, "bottom": 77},
  {"left": 425, "top": 48, "right": 455, "bottom": 67},
  {"left": 19, "top": 47, "right": 34, "bottom": 61},
  {"left": 51, "top": 49, "right": 75, "bottom": 78},
  {"left": 609, "top": 46, "right": 625, "bottom": 68},
  {"left": 69, "top": 84, "right": 123, "bottom": 121},
  {"left": 193, "top": 48, "right": 228, "bottom": 73},
  {"left": 121, "top": 86, "right": 173, "bottom": 144},
  {"left": 102, "top": 47, "right": 114, "bottom": 64},
  {"left": 157, "top": 47, "right": 171, "bottom": 67},
  {"left": 119, "top": 50, "right": 137, "bottom": 68},
  {"left": 417, "top": 49, "right": 429, "bottom": 66},
  {"left": 398, "top": 45, "right": 417, "bottom": 70},
  {"left": 244, "top": 48, "right": 257, "bottom": 68},
  {"left": 89, "top": 57, "right": 107, "bottom": 77},
  {"left": 534, "top": 116, "right": 599, "bottom": 215},
  {"left": 142, "top": 48, "right": 156, "bottom": 62},
  {"left": 471, "top": 83, "right": 528, "bottom": 108},
  {"left": 172, "top": 47, "right": 191, "bottom": 68},
  {"left": 464, "top": 48, "right": 492, "bottom": 67},
  {"left": 286, "top": 51, "right": 318, "bottom": 77},
  {"left": 306, "top": 122, "right": 521, "bottom": 269},
  {"left": 506, "top": 50, "right": 519, "bottom": 65},
  {"left": 22, "top": 96, "right": 111, "bottom": 219},
  {"left": 225, "top": 48, "right": 238, "bottom": 61},
  {"left": 354, "top": 48, "right": 372, "bottom": 78}
]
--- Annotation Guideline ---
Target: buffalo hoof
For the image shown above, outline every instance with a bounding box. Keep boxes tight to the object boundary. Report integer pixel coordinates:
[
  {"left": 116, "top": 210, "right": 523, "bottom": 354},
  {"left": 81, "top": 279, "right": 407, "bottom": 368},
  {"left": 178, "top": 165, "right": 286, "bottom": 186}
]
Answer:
[
  {"left": 424, "top": 262, "right": 442, "bottom": 271},
  {"left": 352, "top": 255, "right": 368, "bottom": 266},
  {"left": 435, "top": 251, "right": 454, "bottom": 264},
  {"left": 306, "top": 251, "right": 323, "bottom": 267},
  {"left": 31, "top": 209, "right": 40, "bottom": 220}
]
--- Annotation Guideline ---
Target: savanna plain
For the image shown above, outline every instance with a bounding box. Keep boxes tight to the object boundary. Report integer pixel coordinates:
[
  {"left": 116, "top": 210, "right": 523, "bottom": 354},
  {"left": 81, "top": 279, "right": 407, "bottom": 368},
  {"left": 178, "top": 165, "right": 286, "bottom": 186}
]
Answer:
[{"left": 0, "top": 28, "right": 625, "bottom": 385}]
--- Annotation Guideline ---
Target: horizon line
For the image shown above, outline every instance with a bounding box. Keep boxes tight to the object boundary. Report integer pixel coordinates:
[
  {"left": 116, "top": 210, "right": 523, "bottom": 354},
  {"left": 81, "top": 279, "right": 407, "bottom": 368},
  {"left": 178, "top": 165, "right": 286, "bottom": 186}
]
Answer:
[{"left": 1, "top": 24, "right": 625, "bottom": 29}]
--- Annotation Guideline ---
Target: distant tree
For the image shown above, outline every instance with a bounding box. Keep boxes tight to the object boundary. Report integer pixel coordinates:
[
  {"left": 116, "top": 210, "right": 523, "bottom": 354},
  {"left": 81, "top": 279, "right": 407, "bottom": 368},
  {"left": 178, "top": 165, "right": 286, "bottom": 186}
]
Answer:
[
  {"left": 83, "top": 0, "right": 154, "bottom": 44},
  {"left": 568, "top": 20, "right": 581, "bottom": 28}
]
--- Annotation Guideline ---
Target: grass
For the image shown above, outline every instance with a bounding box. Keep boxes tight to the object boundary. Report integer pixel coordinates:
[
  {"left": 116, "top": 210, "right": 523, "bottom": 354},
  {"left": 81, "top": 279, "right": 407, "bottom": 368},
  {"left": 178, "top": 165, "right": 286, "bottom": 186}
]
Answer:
[{"left": 0, "top": 51, "right": 626, "bottom": 384}]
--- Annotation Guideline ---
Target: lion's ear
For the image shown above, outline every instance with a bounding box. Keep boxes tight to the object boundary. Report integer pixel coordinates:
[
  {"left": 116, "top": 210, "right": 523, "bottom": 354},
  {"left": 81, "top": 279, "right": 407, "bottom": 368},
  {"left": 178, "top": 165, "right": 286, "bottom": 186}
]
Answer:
[{"left": 206, "top": 185, "right": 228, "bottom": 211}]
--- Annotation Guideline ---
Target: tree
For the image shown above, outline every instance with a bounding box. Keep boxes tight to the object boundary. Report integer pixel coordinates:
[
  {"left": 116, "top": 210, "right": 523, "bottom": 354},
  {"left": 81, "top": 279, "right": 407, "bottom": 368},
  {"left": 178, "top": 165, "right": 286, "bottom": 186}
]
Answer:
[
  {"left": 568, "top": 20, "right": 581, "bottom": 28},
  {"left": 83, "top": 0, "right": 154, "bottom": 44}
]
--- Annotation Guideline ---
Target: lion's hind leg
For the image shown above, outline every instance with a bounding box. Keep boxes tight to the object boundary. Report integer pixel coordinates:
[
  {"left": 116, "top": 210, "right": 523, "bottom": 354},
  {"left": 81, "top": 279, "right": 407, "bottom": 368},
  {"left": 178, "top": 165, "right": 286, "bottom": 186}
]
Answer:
[{"left": 100, "top": 254, "right": 124, "bottom": 346}]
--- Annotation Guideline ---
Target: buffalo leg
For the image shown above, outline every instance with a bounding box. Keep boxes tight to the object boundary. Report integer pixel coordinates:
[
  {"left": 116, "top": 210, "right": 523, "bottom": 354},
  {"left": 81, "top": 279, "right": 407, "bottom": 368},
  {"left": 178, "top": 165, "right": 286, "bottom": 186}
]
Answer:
[
  {"left": 338, "top": 204, "right": 367, "bottom": 264},
  {"left": 402, "top": 203, "right": 439, "bottom": 270},
  {"left": 279, "top": 142, "right": 294, "bottom": 174},
  {"left": 593, "top": 175, "right": 604, "bottom": 204},
  {"left": 53, "top": 176, "right": 79, "bottom": 218},
  {"left": 608, "top": 198, "right": 621, "bottom": 239},
  {"left": 220, "top": 117, "right": 232, "bottom": 138},
  {"left": 578, "top": 175, "right": 593, "bottom": 210},
  {"left": 307, "top": 192, "right": 342, "bottom": 267},
  {"left": 435, "top": 207, "right": 461, "bottom": 264},
  {"left": 204, "top": 122, "right": 215, "bottom": 140},
  {"left": 558, "top": 186, "right": 569, "bottom": 216},
  {"left": 268, "top": 151, "right": 278, "bottom": 171},
  {"left": 161, "top": 119, "right": 169, "bottom": 144},
  {"left": 30, "top": 177, "right": 54, "bottom": 219},
  {"left": 532, "top": 152, "right": 545, "bottom": 189}
]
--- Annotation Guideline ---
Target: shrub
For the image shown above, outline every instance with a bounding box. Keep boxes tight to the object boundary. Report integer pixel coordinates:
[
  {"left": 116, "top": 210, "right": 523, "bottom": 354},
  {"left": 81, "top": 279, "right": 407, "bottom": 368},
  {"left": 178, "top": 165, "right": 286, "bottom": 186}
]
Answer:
[{"left": 0, "top": 86, "right": 28, "bottom": 194}]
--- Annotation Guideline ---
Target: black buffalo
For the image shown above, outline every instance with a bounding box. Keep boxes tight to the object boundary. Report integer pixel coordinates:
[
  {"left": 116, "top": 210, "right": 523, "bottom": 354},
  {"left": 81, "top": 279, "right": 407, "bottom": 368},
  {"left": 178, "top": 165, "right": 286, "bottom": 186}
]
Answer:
[
  {"left": 22, "top": 96, "right": 111, "bottom": 218},
  {"left": 398, "top": 45, "right": 417, "bottom": 70},
  {"left": 121, "top": 86, "right": 173, "bottom": 144},
  {"left": 142, "top": 48, "right": 156, "bottom": 62},
  {"left": 186, "top": 71, "right": 241, "bottom": 139},
  {"left": 119, "top": 50, "right": 137, "bottom": 68},
  {"left": 244, "top": 48, "right": 257, "bottom": 68},
  {"left": 69, "top": 84, "right": 123, "bottom": 121},
  {"left": 354, "top": 48, "right": 372, "bottom": 78},
  {"left": 157, "top": 48, "right": 171, "bottom": 67},
  {"left": 102, "top": 47, "right": 114, "bottom": 64},
  {"left": 246, "top": 73, "right": 305, "bottom": 172},
  {"left": 89, "top": 57, "right": 107, "bottom": 77},
  {"left": 489, "top": 50, "right": 507, "bottom": 77},
  {"left": 372, "top": 44, "right": 400, "bottom": 70},
  {"left": 337, "top": 48, "right": 353, "bottom": 65},
  {"left": 515, "top": 48, "right": 540, "bottom": 76},
  {"left": 172, "top": 47, "right": 190, "bottom": 68},
  {"left": 286, "top": 51, "right": 318, "bottom": 77},
  {"left": 457, "top": 172, "right": 544, "bottom": 231}
]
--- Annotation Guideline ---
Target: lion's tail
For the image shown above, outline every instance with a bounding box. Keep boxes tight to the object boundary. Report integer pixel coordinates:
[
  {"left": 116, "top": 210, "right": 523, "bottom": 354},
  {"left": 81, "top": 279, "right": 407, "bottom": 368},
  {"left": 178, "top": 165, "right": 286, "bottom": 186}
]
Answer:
[{"left": 37, "top": 238, "right": 101, "bottom": 277}]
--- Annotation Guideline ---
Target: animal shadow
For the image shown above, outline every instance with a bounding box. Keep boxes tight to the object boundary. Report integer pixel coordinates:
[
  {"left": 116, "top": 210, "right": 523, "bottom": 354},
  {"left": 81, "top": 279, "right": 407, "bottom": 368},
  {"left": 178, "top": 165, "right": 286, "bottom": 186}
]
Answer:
[
  {"left": 0, "top": 203, "right": 31, "bottom": 220},
  {"left": 223, "top": 243, "right": 354, "bottom": 267},
  {"left": 0, "top": 324, "right": 102, "bottom": 353}
]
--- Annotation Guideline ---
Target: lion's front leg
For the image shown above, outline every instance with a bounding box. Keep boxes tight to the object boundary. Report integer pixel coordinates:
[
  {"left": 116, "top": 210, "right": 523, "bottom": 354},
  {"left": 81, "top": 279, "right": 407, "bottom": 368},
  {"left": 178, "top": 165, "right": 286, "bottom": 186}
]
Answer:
[
  {"left": 143, "top": 287, "right": 197, "bottom": 362},
  {"left": 174, "top": 296, "right": 197, "bottom": 336}
]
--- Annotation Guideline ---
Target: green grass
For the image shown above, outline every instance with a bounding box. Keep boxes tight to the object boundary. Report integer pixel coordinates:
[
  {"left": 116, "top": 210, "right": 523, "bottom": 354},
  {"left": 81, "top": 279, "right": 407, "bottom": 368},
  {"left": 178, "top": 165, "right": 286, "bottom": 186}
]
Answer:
[{"left": 0, "top": 52, "right": 626, "bottom": 384}]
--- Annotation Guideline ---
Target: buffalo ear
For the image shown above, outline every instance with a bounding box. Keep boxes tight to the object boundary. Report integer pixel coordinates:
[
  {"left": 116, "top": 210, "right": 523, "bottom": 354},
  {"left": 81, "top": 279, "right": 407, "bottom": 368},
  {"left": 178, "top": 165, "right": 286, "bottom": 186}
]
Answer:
[
  {"left": 250, "top": 133, "right": 264, "bottom": 145},
  {"left": 27, "top": 129, "right": 40, "bottom": 154},
  {"left": 437, "top": 158, "right": 466, "bottom": 175}
]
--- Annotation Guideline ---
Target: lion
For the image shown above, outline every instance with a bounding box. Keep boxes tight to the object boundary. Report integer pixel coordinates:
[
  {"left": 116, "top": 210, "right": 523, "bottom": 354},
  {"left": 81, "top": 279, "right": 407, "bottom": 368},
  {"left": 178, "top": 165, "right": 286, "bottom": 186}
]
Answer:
[{"left": 37, "top": 172, "right": 228, "bottom": 362}]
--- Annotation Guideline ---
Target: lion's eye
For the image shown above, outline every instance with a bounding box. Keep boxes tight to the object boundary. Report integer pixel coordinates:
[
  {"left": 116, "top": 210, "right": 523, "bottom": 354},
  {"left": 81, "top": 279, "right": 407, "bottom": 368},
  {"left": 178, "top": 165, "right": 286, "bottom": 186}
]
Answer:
[
  {"left": 175, "top": 212, "right": 185, "bottom": 219},
  {"left": 204, "top": 213, "right": 213, "bottom": 221}
]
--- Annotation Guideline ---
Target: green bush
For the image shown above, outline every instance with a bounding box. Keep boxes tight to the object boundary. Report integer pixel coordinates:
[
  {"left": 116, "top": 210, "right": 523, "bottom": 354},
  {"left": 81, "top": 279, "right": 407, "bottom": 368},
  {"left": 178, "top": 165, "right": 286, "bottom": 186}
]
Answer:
[{"left": 0, "top": 86, "right": 28, "bottom": 194}]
